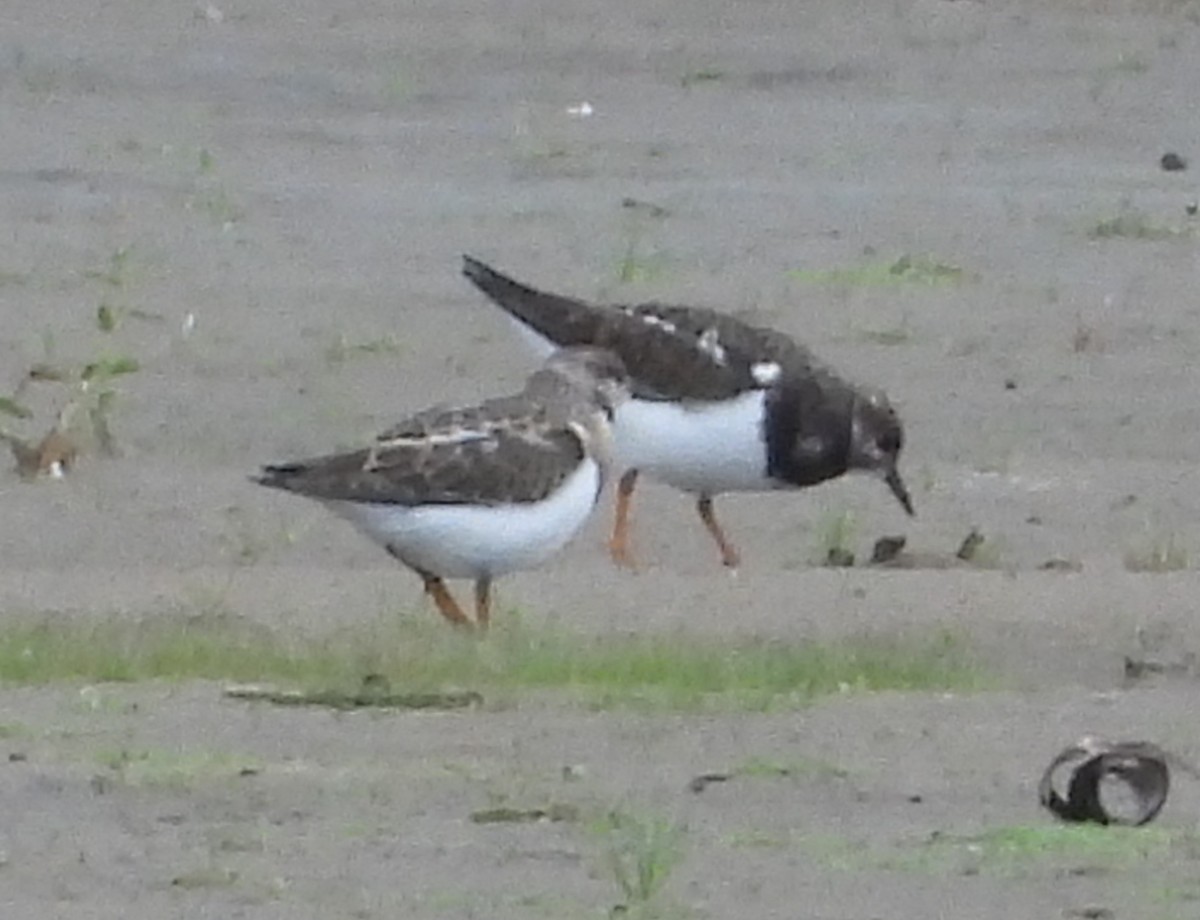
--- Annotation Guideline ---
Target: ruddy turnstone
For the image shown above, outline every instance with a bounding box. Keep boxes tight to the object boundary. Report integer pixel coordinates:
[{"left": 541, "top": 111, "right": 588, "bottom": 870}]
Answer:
[
  {"left": 462, "top": 255, "right": 913, "bottom": 570},
  {"left": 254, "top": 347, "right": 629, "bottom": 629}
]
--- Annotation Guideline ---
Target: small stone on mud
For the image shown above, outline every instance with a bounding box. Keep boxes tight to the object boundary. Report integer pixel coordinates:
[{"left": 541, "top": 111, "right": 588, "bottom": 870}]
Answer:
[
  {"left": 1064, "top": 907, "right": 1114, "bottom": 920},
  {"left": 1040, "top": 558, "right": 1082, "bottom": 572},
  {"left": 870, "top": 535, "right": 907, "bottom": 564},
  {"left": 1160, "top": 152, "right": 1187, "bottom": 172},
  {"left": 956, "top": 529, "right": 985, "bottom": 561},
  {"left": 825, "top": 547, "right": 855, "bottom": 568}
]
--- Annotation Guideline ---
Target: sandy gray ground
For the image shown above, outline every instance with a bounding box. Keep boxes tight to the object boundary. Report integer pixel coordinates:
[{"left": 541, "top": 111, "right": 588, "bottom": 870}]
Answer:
[{"left": 3, "top": 0, "right": 1200, "bottom": 916}]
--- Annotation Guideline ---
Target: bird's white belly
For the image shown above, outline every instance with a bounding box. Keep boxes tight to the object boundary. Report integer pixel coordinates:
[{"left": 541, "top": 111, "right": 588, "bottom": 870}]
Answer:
[
  {"left": 502, "top": 317, "right": 773, "bottom": 494},
  {"left": 324, "top": 458, "right": 601, "bottom": 578},
  {"left": 613, "top": 391, "right": 772, "bottom": 494}
]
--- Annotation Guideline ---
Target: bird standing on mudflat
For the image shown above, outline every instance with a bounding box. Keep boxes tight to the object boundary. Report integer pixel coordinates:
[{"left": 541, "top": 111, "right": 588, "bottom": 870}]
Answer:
[
  {"left": 254, "top": 347, "right": 629, "bottom": 628},
  {"left": 462, "top": 255, "right": 913, "bottom": 570}
]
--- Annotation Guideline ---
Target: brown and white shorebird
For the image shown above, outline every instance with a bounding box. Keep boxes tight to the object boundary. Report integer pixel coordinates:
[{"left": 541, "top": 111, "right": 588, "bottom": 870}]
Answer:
[
  {"left": 253, "top": 347, "right": 629, "bottom": 629},
  {"left": 462, "top": 255, "right": 913, "bottom": 570}
]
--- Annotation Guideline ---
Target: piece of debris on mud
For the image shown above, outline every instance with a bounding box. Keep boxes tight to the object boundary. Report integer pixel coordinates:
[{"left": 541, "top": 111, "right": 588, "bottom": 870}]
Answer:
[
  {"left": 870, "top": 535, "right": 907, "bottom": 564},
  {"left": 1160, "top": 151, "right": 1188, "bottom": 172},
  {"left": 956, "top": 529, "right": 986, "bottom": 562},
  {"left": 689, "top": 760, "right": 845, "bottom": 793},
  {"left": 2, "top": 427, "right": 79, "bottom": 480},
  {"left": 1039, "top": 558, "right": 1082, "bottom": 573},
  {"left": 620, "top": 197, "right": 670, "bottom": 218},
  {"left": 1123, "top": 653, "right": 1198, "bottom": 682},
  {"left": 867, "top": 532, "right": 997, "bottom": 570},
  {"left": 1039, "top": 737, "right": 1171, "bottom": 826},
  {"left": 1126, "top": 626, "right": 1199, "bottom": 684},
  {"left": 223, "top": 682, "right": 483, "bottom": 711},
  {"left": 688, "top": 772, "right": 733, "bottom": 793},
  {"left": 470, "top": 803, "right": 580, "bottom": 824}
]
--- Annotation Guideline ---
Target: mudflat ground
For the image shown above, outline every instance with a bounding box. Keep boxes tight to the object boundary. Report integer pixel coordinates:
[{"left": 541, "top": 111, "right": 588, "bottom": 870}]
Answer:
[{"left": 3, "top": 0, "right": 1200, "bottom": 917}]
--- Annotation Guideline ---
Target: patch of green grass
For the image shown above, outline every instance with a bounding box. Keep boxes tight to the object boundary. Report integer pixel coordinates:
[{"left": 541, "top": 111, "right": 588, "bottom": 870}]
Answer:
[
  {"left": 81, "top": 355, "right": 140, "bottom": 381},
  {"left": 789, "top": 254, "right": 967, "bottom": 287},
  {"left": 812, "top": 509, "right": 857, "bottom": 567},
  {"left": 1124, "top": 534, "right": 1189, "bottom": 572},
  {"left": 615, "top": 242, "right": 671, "bottom": 285},
  {"left": 83, "top": 246, "right": 137, "bottom": 289},
  {"left": 680, "top": 68, "right": 725, "bottom": 88},
  {"left": 0, "top": 613, "right": 983, "bottom": 709},
  {"left": 725, "top": 828, "right": 792, "bottom": 849},
  {"left": 96, "top": 746, "right": 262, "bottom": 788},
  {"left": 324, "top": 333, "right": 404, "bottom": 365},
  {"left": 880, "top": 824, "right": 1191, "bottom": 877},
  {"left": 197, "top": 147, "right": 217, "bottom": 175},
  {"left": 0, "top": 722, "right": 32, "bottom": 739},
  {"left": 0, "top": 396, "right": 33, "bottom": 420},
  {"left": 1088, "top": 209, "right": 1190, "bottom": 241},
  {"left": 800, "top": 824, "right": 1198, "bottom": 878},
  {"left": 594, "top": 811, "right": 686, "bottom": 908}
]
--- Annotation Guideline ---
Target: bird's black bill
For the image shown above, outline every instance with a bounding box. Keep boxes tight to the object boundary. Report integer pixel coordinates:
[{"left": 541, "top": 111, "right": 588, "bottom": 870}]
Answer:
[{"left": 885, "top": 468, "right": 915, "bottom": 516}]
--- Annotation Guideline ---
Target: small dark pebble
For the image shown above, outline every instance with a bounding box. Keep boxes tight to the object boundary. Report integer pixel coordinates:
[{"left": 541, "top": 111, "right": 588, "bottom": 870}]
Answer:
[
  {"left": 1161, "top": 152, "right": 1188, "bottom": 172},
  {"left": 238, "top": 766, "right": 260, "bottom": 777},
  {"left": 907, "top": 794, "right": 924, "bottom": 804},
  {"left": 1064, "top": 907, "right": 1115, "bottom": 920},
  {"left": 1004, "top": 378, "right": 1017, "bottom": 390},
  {"left": 871, "top": 535, "right": 907, "bottom": 564},
  {"left": 1188, "top": 201, "right": 1198, "bottom": 217},
  {"left": 1026, "top": 515, "right": 1043, "bottom": 525},
  {"left": 8, "top": 752, "right": 27, "bottom": 763},
  {"left": 1039, "top": 558, "right": 1082, "bottom": 572},
  {"left": 1110, "top": 493, "right": 1138, "bottom": 510},
  {"left": 825, "top": 547, "right": 856, "bottom": 568},
  {"left": 956, "top": 529, "right": 986, "bottom": 561}
]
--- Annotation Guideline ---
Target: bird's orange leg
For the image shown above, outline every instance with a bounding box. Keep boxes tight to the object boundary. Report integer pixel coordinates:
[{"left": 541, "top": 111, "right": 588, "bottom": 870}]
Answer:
[
  {"left": 421, "top": 574, "right": 474, "bottom": 628},
  {"left": 473, "top": 577, "right": 492, "bottom": 630},
  {"left": 608, "top": 469, "right": 640, "bottom": 569},
  {"left": 696, "top": 495, "right": 741, "bottom": 569}
]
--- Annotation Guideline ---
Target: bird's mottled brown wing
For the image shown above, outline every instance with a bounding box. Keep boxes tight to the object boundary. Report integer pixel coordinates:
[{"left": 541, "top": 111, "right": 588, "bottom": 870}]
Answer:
[
  {"left": 256, "top": 417, "right": 586, "bottom": 506},
  {"left": 375, "top": 393, "right": 539, "bottom": 442}
]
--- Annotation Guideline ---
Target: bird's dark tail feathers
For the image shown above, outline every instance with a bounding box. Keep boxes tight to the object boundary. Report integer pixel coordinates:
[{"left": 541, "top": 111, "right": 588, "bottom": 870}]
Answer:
[{"left": 461, "top": 255, "right": 595, "bottom": 343}]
